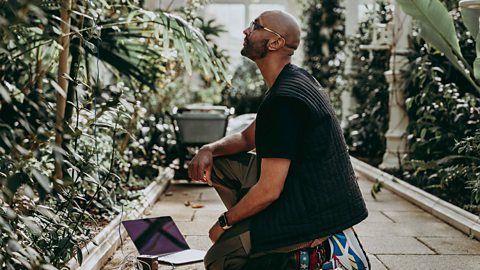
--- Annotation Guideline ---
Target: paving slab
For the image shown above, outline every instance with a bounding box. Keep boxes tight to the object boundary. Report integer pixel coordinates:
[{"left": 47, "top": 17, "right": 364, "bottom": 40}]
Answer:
[
  {"left": 147, "top": 201, "right": 196, "bottom": 221},
  {"left": 198, "top": 187, "right": 224, "bottom": 201},
  {"left": 355, "top": 220, "right": 466, "bottom": 238},
  {"left": 103, "top": 176, "right": 480, "bottom": 270},
  {"left": 159, "top": 183, "right": 203, "bottom": 202},
  {"left": 359, "top": 183, "right": 394, "bottom": 197},
  {"left": 366, "top": 254, "right": 388, "bottom": 270},
  {"left": 185, "top": 235, "right": 214, "bottom": 250},
  {"left": 190, "top": 200, "right": 228, "bottom": 211},
  {"left": 417, "top": 237, "right": 480, "bottom": 255},
  {"left": 359, "top": 236, "right": 435, "bottom": 255},
  {"left": 382, "top": 210, "right": 444, "bottom": 224},
  {"left": 363, "top": 211, "right": 396, "bottom": 223},
  {"left": 365, "top": 197, "right": 424, "bottom": 212},
  {"left": 175, "top": 220, "right": 215, "bottom": 236},
  {"left": 192, "top": 209, "right": 227, "bottom": 223},
  {"left": 377, "top": 254, "right": 480, "bottom": 269}
]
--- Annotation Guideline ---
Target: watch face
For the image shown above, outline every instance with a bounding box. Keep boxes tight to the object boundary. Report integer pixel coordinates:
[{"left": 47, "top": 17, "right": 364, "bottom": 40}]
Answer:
[{"left": 218, "top": 214, "right": 227, "bottom": 227}]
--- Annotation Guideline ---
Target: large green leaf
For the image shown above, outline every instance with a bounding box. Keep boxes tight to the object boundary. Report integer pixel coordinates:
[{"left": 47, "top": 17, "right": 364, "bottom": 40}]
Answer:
[
  {"left": 397, "top": 0, "right": 480, "bottom": 95},
  {"left": 90, "top": 8, "right": 227, "bottom": 90},
  {"left": 162, "top": 24, "right": 170, "bottom": 51},
  {"left": 397, "top": 0, "right": 461, "bottom": 55},
  {"left": 175, "top": 38, "right": 192, "bottom": 75}
]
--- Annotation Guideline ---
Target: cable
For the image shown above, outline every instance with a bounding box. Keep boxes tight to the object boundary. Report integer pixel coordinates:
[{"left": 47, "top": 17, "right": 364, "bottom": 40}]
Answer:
[
  {"left": 119, "top": 204, "right": 125, "bottom": 256},
  {"left": 117, "top": 253, "right": 152, "bottom": 270}
]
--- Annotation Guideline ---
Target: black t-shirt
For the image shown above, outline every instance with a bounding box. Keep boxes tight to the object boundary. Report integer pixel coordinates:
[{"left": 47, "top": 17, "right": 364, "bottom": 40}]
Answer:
[
  {"left": 250, "top": 63, "right": 368, "bottom": 253},
  {"left": 255, "top": 95, "right": 309, "bottom": 160}
]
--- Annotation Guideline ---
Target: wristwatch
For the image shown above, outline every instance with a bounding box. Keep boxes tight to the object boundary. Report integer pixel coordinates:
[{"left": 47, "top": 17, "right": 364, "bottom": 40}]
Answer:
[{"left": 218, "top": 212, "right": 232, "bottom": 230}]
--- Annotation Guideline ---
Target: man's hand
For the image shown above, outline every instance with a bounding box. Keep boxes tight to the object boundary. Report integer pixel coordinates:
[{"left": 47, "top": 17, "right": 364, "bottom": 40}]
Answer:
[
  {"left": 208, "top": 222, "right": 225, "bottom": 243},
  {"left": 188, "top": 147, "right": 213, "bottom": 185}
]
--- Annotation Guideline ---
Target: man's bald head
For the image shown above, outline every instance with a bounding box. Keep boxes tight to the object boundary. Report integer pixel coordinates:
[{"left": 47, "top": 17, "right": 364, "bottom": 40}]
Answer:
[{"left": 258, "top": 10, "right": 301, "bottom": 51}]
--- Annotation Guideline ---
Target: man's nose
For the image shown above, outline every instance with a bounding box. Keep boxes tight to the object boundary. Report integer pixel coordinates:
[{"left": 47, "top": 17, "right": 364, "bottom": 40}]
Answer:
[{"left": 243, "top": 27, "right": 250, "bottom": 36}]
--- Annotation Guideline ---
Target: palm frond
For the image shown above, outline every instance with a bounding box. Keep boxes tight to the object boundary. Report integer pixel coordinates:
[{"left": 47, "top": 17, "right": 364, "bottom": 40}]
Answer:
[{"left": 84, "top": 8, "right": 227, "bottom": 89}]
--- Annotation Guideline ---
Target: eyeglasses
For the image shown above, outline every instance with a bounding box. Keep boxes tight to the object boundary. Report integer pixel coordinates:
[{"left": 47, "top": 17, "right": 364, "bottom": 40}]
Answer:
[
  {"left": 248, "top": 21, "right": 296, "bottom": 49},
  {"left": 249, "top": 21, "right": 283, "bottom": 38}
]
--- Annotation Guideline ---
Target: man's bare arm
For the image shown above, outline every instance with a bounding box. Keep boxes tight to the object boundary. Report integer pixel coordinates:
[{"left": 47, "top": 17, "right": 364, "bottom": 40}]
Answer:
[
  {"left": 203, "top": 119, "right": 256, "bottom": 157},
  {"left": 188, "top": 120, "right": 256, "bottom": 182},
  {"left": 224, "top": 157, "right": 290, "bottom": 225}
]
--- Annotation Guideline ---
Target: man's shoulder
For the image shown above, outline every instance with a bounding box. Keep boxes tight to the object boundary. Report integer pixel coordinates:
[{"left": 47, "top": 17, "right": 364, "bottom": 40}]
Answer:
[{"left": 277, "top": 65, "right": 321, "bottom": 89}]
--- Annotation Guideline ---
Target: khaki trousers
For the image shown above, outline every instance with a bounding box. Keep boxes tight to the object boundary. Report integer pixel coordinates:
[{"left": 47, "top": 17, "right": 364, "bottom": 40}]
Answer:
[
  {"left": 204, "top": 152, "right": 257, "bottom": 270},
  {"left": 204, "top": 152, "right": 314, "bottom": 270}
]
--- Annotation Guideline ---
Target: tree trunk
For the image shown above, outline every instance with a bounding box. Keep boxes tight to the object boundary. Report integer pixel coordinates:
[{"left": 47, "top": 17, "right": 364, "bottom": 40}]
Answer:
[
  {"left": 55, "top": 0, "right": 72, "bottom": 180},
  {"left": 64, "top": 38, "right": 80, "bottom": 124},
  {"left": 65, "top": 0, "right": 85, "bottom": 124},
  {"left": 35, "top": 45, "right": 43, "bottom": 91}
]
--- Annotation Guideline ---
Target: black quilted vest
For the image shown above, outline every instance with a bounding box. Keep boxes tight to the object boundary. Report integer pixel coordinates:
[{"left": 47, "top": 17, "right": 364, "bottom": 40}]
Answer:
[{"left": 251, "top": 64, "right": 368, "bottom": 252}]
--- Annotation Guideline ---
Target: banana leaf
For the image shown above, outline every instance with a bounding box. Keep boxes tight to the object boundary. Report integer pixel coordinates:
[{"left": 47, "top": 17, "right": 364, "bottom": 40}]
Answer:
[{"left": 397, "top": 0, "right": 480, "bottom": 96}]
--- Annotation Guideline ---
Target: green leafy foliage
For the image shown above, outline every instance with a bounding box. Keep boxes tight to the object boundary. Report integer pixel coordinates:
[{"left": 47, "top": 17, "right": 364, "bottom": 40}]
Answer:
[
  {"left": 397, "top": 0, "right": 480, "bottom": 96},
  {"left": 336, "top": 0, "right": 479, "bottom": 213},
  {"left": 301, "top": 1, "right": 391, "bottom": 162},
  {"left": 0, "top": 0, "right": 227, "bottom": 268},
  {"left": 341, "top": 2, "right": 392, "bottom": 163},
  {"left": 403, "top": 8, "right": 480, "bottom": 213},
  {"left": 370, "top": 179, "right": 383, "bottom": 200},
  {"left": 192, "top": 17, "right": 231, "bottom": 105},
  {"left": 223, "top": 59, "right": 267, "bottom": 114},
  {"left": 301, "top": 0, "right": 345, "bottom": 114}
]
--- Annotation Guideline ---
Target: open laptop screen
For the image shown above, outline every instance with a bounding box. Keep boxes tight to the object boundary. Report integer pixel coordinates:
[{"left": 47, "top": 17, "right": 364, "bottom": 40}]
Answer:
[{"left": 122, "top": 216, "right": 190, "bottom": 256}]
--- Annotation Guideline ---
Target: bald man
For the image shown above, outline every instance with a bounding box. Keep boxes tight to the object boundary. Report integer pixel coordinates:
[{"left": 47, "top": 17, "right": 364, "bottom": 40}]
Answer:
[{"left": 188, "top": 11, "right": 370, "bottom": 270}]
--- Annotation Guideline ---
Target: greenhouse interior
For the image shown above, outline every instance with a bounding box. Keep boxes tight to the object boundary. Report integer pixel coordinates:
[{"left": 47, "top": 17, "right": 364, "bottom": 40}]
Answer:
[{"left": 0, "top": 0, "right": 479, "bottom": 269}]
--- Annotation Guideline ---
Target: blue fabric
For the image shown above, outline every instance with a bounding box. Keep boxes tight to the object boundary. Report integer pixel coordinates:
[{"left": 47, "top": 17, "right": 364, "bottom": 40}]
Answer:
[{"left": 323, "top": 229, "right": 369, "bottom": 270}]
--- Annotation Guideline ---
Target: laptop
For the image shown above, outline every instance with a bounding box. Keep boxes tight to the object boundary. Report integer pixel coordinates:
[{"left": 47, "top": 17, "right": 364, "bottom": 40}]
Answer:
[{"left": 122, "top": 216, "right": 207, "bottom": 265}]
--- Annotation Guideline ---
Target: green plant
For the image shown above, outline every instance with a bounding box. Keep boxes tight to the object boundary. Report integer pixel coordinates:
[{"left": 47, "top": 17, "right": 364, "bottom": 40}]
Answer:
[
  {"left": 301, "top": 0, "right": 345, "bottom": 113},
  {"left": 193, "top": 18, "right": 230, "bottom": 105},
  {"left": 404, "top": 79, "right": 480, "bottom": 212},
  {"left": 403, "top": 2, "right": 480, "bottom": 214},
  {"left": 223, "top": 59, "right": 267, "bottom": 114},
  {"left": 341, "top": 2, "right": 392, "bottom": 163},
  {"left": 405, "top": 72, "right": 480, "bottom": 214},
  {"left": 0, "top": 0, "right": 227, "bottom": 268},
  {"left": 396, "top": 0, "right": 480, "bottom": 97}
]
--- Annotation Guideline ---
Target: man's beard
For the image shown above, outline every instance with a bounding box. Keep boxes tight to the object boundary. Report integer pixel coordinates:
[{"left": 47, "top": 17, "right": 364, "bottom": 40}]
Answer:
[{"left": 241, "top": 39, "right": 269, "bottom": 60}]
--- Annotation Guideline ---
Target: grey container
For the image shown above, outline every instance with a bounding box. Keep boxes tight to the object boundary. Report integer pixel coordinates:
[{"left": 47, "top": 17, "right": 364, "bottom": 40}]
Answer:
[{"left": 173, "top": 112, "right": 228, "bottom": 145}]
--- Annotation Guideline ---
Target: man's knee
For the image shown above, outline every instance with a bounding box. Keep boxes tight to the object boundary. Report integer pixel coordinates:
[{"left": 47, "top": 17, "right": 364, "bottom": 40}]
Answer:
[
  {"left": 211, "top": 156, "right": 229, "bottom": 182},
  {"left": 204, "top": 225, "right": 250, "bottom": 270},
  {"left": 211, "top": 152, "right": 256, "bottom": 183},
  {"left": 204, "top": 248, "right": 223, "bottom": 270},
  {"left": 213, "top": 153, "right": 252, "bottom": 169},
  {"left": 204, "top": 248, "right": 248, "bottom": 270}
]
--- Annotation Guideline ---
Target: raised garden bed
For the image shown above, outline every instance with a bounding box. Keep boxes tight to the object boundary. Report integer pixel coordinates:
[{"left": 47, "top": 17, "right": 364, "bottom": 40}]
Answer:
[{"left": 65, "top": 169, "right": 172, "bottom": 270}]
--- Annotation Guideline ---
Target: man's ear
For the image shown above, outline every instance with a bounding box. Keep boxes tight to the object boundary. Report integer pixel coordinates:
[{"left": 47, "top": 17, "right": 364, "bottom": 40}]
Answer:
[{"left": 268, "top": 37, "right": 285, "bottom": 51}]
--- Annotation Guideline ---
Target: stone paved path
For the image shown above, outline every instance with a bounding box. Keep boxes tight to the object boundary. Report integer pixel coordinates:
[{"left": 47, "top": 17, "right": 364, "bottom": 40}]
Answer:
[{"left": 104, "top": 176, "right": 480, "bottom": 269}]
